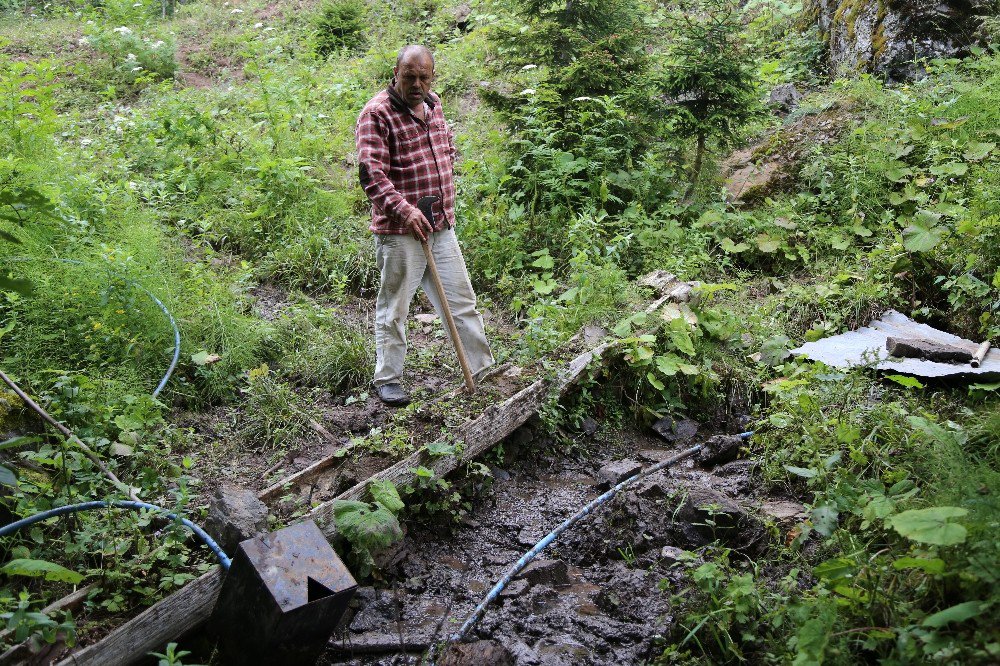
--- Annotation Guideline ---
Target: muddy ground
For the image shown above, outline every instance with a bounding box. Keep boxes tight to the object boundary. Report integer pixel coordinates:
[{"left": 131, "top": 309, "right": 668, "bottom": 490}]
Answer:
[{"left": 320, "top": 421, "right": 794, "bottom": 666}]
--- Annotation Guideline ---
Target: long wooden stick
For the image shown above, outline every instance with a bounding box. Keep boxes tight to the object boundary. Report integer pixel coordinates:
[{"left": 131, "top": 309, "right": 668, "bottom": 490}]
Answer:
[
  {"left": 0, "top": 367, "right": 138, "bottom": 501},
  {"left": 421, "top": 239, "right": 476, "bottom": 394}
]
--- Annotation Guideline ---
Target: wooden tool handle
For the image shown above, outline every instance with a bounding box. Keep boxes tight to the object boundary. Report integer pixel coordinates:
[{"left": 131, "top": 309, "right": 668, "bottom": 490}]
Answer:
[{"left": 421, "top": 240, "right": 476, "bottom": 393}]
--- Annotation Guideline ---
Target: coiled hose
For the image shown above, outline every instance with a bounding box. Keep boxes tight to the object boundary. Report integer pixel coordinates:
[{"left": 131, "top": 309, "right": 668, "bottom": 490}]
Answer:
[{"left": 0, "top": 500, "right": 231, "bottom": 570}]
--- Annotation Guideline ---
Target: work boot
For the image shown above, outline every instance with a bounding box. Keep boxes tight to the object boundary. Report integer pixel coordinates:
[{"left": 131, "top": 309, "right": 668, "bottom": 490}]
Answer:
[{"left": 375, "top": 383, "right": 410, "bottom": 406}]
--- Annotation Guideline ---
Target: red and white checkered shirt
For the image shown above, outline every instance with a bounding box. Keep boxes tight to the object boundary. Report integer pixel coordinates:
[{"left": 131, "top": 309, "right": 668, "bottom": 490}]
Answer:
[{"left": 356, "top": 87, "right": 457, "bottom": 235}]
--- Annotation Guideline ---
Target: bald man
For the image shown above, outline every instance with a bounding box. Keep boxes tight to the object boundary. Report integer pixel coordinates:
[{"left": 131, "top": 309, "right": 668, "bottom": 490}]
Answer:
[{"left": 355, "top": 46, "right": 494, "bottom": 406}]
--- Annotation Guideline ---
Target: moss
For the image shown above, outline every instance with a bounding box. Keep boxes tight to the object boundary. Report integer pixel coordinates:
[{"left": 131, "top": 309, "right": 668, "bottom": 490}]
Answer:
[
  {"left": 872, "top": 0, "right": 889, "bottom": 61},
  {"left": 833, "top": 0, "right": 865, "bottom": 41}
]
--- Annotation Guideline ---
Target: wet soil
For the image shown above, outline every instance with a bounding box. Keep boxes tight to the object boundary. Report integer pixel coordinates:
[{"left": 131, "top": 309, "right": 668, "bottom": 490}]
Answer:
[{"left": 323, "top": 427, "right": 768, "bottom": 665}]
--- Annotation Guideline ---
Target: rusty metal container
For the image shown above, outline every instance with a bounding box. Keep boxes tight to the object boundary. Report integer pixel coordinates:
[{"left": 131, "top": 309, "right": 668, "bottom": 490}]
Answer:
[{"left": 211, "top": 520, "right": 357, "bottom": 665}]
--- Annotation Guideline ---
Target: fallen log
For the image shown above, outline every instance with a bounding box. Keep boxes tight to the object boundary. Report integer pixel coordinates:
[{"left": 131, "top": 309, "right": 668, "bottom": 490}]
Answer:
[{"left": 55, "top": 273, "right": 692, "bottom": 666}]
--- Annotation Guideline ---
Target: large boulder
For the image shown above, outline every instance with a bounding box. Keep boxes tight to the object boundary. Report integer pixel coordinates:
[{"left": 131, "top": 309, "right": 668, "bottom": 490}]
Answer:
[{"left": 807, "top": 0, "right": 992, "bottom": 80}]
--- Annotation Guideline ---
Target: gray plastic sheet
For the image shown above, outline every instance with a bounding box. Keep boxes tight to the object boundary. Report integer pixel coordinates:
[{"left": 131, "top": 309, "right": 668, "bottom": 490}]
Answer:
[{"left": 791, "top": 310, "right": 999, "bottom": 378}]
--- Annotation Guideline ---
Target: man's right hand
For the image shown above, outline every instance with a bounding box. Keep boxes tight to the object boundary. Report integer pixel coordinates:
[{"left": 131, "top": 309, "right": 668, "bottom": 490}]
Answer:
[{"left": 404, "top": 206, "right": 432, "bottom": 242}]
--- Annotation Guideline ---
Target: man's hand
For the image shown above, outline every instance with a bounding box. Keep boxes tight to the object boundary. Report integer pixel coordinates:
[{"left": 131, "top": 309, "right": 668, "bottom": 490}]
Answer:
[{"left": 404, "top": 206, "right": 432, "bottom": 242}]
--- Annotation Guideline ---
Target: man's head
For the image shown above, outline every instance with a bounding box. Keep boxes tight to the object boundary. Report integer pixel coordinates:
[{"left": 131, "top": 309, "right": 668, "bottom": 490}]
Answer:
[{"left": 393, "top": 45, "right": 435, "bottom": 110}]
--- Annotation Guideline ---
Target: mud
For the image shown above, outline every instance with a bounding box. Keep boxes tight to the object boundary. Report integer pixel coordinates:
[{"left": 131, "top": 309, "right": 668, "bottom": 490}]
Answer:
[{"left": 322, "top": 426, "right": 765, "bottom": 666}]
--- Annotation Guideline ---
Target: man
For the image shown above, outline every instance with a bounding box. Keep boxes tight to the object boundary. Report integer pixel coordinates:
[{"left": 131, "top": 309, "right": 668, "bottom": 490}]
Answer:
[{"left": 356, "top": 45, "right": 494, "bottom": 406}]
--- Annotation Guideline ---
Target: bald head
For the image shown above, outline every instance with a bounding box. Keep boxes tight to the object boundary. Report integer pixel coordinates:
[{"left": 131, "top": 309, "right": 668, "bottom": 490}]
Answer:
[
  {"left": 396, "top": 45, "right": 434, "bottom": 70},
  {"left": 393, "top": 45, "right": 436, "bottom": 111}
]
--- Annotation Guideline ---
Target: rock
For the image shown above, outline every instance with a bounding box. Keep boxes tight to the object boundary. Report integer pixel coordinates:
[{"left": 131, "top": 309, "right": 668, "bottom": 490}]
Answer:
[
  {"left": 518, "top": 559, "right": 569, "bottom": 587},
  {"left": 660, "top": 545, "right": 686, "bottom": 562},
  {"left": 452, "top": 3, "right": 472, "bottom": 31},
  {"left": 713, "top": 459, "right": 757, "bottom": 477},
  {"left": 667, "top": 484, "right": 762, "bottom": 552},
  {"left": 579, "top": 416, "right": 598, "bottom": 436},
  {"left": 769, "top": 83, "right": 801, "bottom": 111},
  {"left": 760, "top": 500, "right": 808, "bottom": 524},
  {"left": 414, "top": 313, "right": 438, "bottom": 325},
  {"left": 652, "top": 417, "right": 699, "bottom": 443},
  {"left": 636, "top": 448, "right": 671, "bottom": 463},
  {"left": 696, "top": 434, "right": 745, "bottom": 468},
  {"left": 499, "top": 578, "right": 530, "bottom": 598},
  {"left": 597, "top": 459, "right": 643, "bottom": 487},
  {"left": 506, "top": 424, "right": 534, "bottom": 448},
  {"left": 807, "top": 0, "right": 991, "bottom": 81},
  {"left": 205, "top": 483, "right": 269, "bottom": 554},
  {"left": 439, "top": 640, "right": 515, "bottom": 666}
]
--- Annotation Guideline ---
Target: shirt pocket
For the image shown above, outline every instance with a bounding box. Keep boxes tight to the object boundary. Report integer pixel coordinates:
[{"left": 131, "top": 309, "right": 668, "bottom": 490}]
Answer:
[
  {"left": 395, "top": 127, "right": 424, "bottom": 161},
  {"left": 428, "top": 120, "right": 452, "bottom": 162}
]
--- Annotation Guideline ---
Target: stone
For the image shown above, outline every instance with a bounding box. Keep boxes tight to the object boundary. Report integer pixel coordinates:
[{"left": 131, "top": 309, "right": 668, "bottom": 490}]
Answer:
[
  {"left": 579, "top": 416, "right": 598, "bottom": 436},
  {"left": 499, "top": 578, "right": 530, "bottom": 598},
  {"left": 415, "top": 313, "right": 438, "bottom": 325},
  {"left": 517, "top": 559, "right": 569, "bottom": 587},
  {"left": 660, "top": 546, "right": 686, "bottom": 562},
  {"left": 769, "top": 83, "right": 801, "bottom": 111},
  {"left": 760, "top": 500, "right": 808, "bottom": 524},
  {"left": 439, "top": 640, "right": 516, "bottom": 666},
  {"left": 205, "top": 483, "right": 269, "bottom": 555},
  {"left": 452, "top": 3, "right": 472, "bottom": 31},
  {"left": 696, "top": 434, "right": 745, "bottom": 468},
  {"left": 652, "top": 417, "right": 699, "bottom": 443},
  {"left": 596, "top": 459, "right": 643, "bottom": 487},
  {"left": 506, "top": 424, "right": 534, "bottom": 448},
  {"left": 807, "top": 0, "right": 991, "bottom": 81}
]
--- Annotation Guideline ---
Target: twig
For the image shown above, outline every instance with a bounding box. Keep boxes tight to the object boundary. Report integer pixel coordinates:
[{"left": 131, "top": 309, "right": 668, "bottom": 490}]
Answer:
[{"left": 0, "top": 367, "right": 138, "bottom": 501}]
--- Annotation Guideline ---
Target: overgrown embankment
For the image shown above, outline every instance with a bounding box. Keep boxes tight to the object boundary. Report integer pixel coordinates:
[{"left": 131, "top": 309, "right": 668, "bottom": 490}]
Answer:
[{"left": 0, "top": 0, "right": 998, "bottom": 663}]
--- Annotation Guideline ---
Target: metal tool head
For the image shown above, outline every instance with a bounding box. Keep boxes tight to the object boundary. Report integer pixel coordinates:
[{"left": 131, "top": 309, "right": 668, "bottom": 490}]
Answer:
[{"left": 416, "top": 195, "right": 439, "bottom": 224}]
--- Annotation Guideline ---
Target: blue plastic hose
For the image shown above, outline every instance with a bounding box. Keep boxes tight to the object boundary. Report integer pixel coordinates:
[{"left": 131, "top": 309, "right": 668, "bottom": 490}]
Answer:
[
  {"left": 1, "top": 256, "right": 180, "bottom": 398},
  {"left": 447, "top": 432, "right": 754, "bottom": 647},
  {"left": 0, "top": 500, "right": 231, "bottom": 570}
]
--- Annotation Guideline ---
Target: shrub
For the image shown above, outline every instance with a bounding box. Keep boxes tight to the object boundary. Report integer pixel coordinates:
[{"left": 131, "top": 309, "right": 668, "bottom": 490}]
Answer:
[
  {"left": 312, "top": 0, "right": 367, "bottom": 57},
  {"left": 86, "top": 25, "right": 177, "bottom": 84}
]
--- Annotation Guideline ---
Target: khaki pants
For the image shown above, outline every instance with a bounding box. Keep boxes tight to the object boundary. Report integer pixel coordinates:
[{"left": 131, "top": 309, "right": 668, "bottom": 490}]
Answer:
[{"left": 373, "top": 228, "right": 494, "bottom": 387}]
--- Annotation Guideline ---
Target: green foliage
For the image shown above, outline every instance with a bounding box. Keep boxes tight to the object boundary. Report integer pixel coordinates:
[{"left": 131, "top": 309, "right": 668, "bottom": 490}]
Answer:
[
  {"left": 1, "top": 558, "right": 85, "bottom": 584},
  {"left": 85, "top": 25, "right": 177, "bottom": 86},
  {"left": 271, "top": 302, "right": 372, "bottom": 393},
  {"left": 0, "top": 592, "right": 76, "bottom": 652},
  {"left": 312, "top": 0, "right": 367, "bottom": 56},
  {"left": 150, "top": 642, "right": 200, "bottom": 666},
  {"left": 484, "top": 0, "right": 652, "bottom": 109},
  {"left": 330, "top": 481, "right": 405, "bottom": 578},
  {"left": 235, "top": 363, "right": 314, "bottom": 450}
]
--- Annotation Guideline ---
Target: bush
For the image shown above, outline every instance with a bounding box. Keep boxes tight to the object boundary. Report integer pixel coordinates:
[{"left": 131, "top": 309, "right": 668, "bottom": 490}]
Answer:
[
  {"left": 86, "top": 25, "right": 177, "bottom": 84},
  {"left": 312, "top": 0, "right": 367, "bottom": 57}
]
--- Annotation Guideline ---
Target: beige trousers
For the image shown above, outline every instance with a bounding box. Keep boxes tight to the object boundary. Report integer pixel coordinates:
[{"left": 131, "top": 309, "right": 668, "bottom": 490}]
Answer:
[{"left": 373, "top": 228, "right": 494, "bottom": 387}]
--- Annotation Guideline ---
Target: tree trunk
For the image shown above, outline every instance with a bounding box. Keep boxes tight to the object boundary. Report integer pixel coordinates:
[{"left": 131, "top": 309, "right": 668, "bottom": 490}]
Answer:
[{"left": 682, "top": 131, "right": 706, "bottom": 204}]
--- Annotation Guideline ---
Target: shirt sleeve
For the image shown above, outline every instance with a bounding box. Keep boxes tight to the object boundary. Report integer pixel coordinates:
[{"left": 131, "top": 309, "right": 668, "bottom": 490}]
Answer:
[
  {"left": 356, "top": 110, "right": 417, "bottom": 224},
  {"left": 448, "top": 122, "right": 457, "bottom": 165}
]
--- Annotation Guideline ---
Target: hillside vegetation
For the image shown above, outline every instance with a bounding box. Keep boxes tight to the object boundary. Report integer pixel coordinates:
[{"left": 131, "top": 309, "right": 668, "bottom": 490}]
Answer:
[{"left": 1, "top": 0, "right": 998, "bottom": 662}]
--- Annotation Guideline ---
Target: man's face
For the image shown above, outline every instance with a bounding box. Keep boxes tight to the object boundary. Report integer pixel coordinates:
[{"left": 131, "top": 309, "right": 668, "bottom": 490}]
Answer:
[{"left": 393, "top": 54, "right": 434, "bottom": 110}]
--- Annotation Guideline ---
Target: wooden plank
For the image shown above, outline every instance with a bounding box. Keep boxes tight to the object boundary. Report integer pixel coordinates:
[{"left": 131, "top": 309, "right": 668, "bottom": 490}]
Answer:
[{"left": 55, "top": 569, "right": 223, "bottom": 666}]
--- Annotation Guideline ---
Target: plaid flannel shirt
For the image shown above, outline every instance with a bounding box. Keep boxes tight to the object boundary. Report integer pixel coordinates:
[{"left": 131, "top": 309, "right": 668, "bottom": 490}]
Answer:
[{"left": 356, "top": 86, "right": 457, "bottom": 235}]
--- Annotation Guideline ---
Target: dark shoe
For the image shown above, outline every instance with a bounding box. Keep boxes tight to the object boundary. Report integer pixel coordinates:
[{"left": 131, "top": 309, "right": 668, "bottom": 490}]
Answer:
[{"left": 376, "top": 383, "right": 410, "bottom": 406}]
